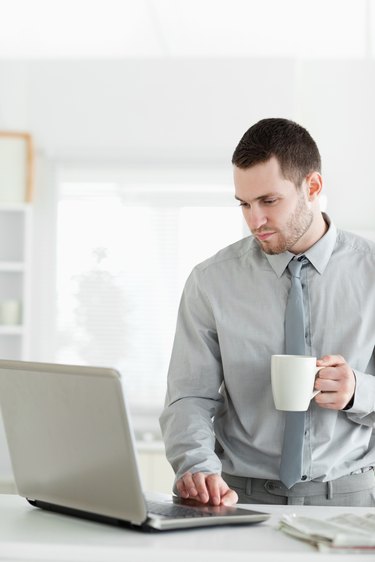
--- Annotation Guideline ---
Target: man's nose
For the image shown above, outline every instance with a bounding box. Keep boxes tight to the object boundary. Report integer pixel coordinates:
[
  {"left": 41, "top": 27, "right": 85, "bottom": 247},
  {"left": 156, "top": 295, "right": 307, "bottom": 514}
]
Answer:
[{"left": 246, "top": 207, "right": 267, "bottom": 231}]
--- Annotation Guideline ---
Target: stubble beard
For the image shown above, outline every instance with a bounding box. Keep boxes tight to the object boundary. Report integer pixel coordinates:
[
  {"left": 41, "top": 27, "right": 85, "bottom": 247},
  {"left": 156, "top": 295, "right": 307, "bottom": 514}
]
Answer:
[{"left": 255, "top": 193, "right": 314, "bottom": 255}]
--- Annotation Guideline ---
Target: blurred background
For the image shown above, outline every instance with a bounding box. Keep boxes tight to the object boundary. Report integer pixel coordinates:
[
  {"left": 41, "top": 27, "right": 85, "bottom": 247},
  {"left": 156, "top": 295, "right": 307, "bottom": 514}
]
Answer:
[{"left": 0, "top": 0, "right": 374, "bottom": 492}]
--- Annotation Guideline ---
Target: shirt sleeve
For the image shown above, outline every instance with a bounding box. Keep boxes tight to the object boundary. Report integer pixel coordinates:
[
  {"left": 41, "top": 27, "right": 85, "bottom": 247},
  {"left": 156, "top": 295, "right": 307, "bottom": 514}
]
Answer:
[
  {"left": 159, "top": 266, "right": 224, "bottom": 484},
  {"left": 345, "top": 348, "right": 375, "bottom": 427}
]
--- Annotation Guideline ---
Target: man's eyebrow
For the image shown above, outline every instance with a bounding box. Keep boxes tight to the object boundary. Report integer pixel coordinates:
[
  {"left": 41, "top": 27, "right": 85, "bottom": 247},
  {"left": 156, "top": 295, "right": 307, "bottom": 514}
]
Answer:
[{"left": 234, "top": 193, "right": 282, "bottom": 203}]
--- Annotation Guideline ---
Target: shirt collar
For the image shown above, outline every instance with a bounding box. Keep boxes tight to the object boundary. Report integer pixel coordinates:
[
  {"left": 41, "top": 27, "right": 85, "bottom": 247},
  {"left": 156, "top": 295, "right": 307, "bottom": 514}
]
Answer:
[{"left": 264, "top": 213, "right": 337, "bottom": 278}]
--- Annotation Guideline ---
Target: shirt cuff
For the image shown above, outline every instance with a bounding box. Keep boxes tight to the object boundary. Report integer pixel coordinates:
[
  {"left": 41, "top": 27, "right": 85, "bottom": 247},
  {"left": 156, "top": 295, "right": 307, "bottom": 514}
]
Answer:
[{"left": 344, "top": 369, "right": 375, "bottom": 416}]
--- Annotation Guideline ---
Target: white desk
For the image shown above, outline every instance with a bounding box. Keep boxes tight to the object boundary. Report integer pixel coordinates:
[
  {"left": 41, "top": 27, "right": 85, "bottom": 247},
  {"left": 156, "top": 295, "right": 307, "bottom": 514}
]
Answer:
[{"left": 0, "top": 494, "right": 372, "bottom": 562}]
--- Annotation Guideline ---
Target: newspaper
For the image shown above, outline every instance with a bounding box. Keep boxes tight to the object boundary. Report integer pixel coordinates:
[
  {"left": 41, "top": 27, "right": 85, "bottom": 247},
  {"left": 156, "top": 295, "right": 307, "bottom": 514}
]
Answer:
[{"left": 279, "top": 512, "right": 375, "bottom": 554}]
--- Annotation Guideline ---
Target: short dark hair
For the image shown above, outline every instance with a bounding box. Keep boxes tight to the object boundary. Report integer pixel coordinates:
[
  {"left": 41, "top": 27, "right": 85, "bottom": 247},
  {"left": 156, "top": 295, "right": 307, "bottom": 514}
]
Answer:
[{"left": 232, "top": 118, "right": 321, "bottom": 187}]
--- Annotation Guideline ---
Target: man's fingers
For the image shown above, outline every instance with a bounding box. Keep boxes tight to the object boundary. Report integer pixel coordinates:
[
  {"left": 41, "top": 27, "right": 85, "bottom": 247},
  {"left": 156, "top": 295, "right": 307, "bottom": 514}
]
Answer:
[
  {"left": 178, "top": 472, "right": 198, "bottom": 498},
  {"left": 317, "top": 354, "right": 345, "bottom": 367},
  {"left": 316, "top": 365, "right": 351, "bottom": 383},
  {"left": 315, "top": 390, "right": 337, "bottom": 404},
  {"left": 176, "top": 472, "right": 210, "bottom": 503},
  {"left": 175, "top": 476, "right": 189, "bottom": 498},
  {"left": 315, "top": 376, "right": 340, "bottom": 391},
  {"left": 176, "top": 473, "right": 238, "bottom": 506},
  {"left": 314, "top": 356, "right": 356, "bottom": 411},
  {"left": 221, "top": 487, "right": 239, "bottom": 506},
  {"left": 191, "top": 472, "right": 210, "bottom": 503},
  {"left": 206, "top": 474, "right": 223, "bottom": 506}
]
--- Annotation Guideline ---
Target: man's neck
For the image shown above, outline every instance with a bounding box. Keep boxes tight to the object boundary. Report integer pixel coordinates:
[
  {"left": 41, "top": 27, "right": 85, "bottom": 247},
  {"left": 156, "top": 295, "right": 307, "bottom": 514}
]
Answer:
[{"left": 290, "top": 212, "right": 328, "bottom": 255}]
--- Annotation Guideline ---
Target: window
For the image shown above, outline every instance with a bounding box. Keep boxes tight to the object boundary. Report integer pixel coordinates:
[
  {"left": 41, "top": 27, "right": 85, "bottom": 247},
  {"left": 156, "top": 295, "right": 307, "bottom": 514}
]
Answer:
[{"left": 56, "top": 172, "right": 246, "bottom": 420}]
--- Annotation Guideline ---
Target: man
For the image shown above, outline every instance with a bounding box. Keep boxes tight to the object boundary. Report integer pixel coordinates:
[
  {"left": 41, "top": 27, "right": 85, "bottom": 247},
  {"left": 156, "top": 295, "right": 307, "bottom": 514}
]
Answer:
[{"left": 160, "top": 118, "right": 375, "bottom": 506}]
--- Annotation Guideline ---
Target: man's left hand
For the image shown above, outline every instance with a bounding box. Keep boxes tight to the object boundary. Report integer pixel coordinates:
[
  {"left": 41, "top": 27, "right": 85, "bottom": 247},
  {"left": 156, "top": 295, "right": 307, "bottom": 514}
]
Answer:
[{"left": 314, "top": 355, "right": 356, "bottom": 410}]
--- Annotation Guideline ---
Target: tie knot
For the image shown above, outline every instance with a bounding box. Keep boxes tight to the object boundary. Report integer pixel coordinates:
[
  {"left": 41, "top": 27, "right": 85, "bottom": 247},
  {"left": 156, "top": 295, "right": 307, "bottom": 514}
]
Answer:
[{"left": 287, "top": 256, "right": 307, "bottom": 278}]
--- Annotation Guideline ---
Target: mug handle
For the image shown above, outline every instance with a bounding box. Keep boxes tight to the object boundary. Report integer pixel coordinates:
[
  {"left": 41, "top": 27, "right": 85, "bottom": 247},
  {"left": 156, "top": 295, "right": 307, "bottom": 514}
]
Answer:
[{"left": 311, "top": 366, "right": 323, "bottom": 399}]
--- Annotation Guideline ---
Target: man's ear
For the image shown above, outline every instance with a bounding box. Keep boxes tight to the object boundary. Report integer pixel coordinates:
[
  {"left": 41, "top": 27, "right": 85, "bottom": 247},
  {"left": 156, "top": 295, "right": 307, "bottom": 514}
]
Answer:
[{"left": 306, "top": 172, "right": 323, "bottom": 201}]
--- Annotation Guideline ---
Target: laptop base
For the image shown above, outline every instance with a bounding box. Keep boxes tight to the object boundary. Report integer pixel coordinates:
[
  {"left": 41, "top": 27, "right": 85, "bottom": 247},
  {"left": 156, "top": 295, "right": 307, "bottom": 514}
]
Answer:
[{"left": 26, "top": 498, "right": 156, "bottom": 532}]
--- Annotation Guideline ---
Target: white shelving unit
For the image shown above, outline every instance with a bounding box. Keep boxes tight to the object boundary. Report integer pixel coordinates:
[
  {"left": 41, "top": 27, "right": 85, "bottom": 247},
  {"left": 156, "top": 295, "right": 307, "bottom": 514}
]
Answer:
[
  {"left": 0, "top": 133, "right": 34, "bottom": 490},
  {"left": 0, "top": 203, "right": 32, "bottom": 361},
  {"left": 0, "top": 203, "right": 32, "bottom": 490}
]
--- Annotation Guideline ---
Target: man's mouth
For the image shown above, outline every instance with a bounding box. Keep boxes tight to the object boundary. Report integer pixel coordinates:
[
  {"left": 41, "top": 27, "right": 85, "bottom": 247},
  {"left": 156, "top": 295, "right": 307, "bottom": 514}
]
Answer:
[{"left": 255, "top": 231, "right": 276, "bottom": 241}]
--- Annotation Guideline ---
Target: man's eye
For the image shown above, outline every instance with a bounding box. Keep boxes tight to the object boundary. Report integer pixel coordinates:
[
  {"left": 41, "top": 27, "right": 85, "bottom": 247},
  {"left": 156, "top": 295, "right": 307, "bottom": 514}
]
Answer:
[
  {"left": 238, "top": 202, "right": 250, "bottom": 208},
  {"left": 263, "top": 199, "right": 277, "bottom": 205}
]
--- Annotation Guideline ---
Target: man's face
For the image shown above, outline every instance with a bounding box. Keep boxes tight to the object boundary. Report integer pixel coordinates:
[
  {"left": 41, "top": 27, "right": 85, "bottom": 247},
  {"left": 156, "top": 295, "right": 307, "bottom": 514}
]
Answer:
[{"left": 233, "top": 156, "right": 313, "bottom": 255}]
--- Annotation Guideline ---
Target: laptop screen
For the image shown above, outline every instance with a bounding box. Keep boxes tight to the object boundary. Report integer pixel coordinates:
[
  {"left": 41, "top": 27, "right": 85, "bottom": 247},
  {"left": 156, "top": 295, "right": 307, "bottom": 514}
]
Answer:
[{"left": 0, "top": 360, "right": 147, "bottom": 525}]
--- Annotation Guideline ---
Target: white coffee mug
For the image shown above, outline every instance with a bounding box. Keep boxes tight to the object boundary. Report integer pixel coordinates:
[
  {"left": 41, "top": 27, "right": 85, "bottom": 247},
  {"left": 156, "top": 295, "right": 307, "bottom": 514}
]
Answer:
[{"left": 271, "top": 354, "right": 321, "bottom": 411}]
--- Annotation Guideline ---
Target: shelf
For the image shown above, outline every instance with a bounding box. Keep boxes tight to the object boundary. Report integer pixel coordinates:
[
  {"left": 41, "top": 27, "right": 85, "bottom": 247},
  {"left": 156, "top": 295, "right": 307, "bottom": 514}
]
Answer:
[
  {"left": 0, "top": 325, "right": 24, "bottom": 335},
  {"left": 0, "top": 262, "right": 25, "bottom": 272},
  {"left": 0, "top": 204, "right": 31, "bottom": 361},
  {"left": 0, "top": 203, "right": 31, "bottom": 212}
]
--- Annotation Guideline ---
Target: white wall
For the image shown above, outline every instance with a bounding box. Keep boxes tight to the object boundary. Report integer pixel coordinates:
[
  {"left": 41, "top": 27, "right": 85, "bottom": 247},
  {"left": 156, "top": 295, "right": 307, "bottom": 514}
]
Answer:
[
  {"left": 0, "top": 58, "right": 374, "bottom": 229},
  {"left": 0, "top": 59, "right": 294, "bottom": 161},
  {"left": 295, "top": 60, "right": 375, "bottom": 230}
]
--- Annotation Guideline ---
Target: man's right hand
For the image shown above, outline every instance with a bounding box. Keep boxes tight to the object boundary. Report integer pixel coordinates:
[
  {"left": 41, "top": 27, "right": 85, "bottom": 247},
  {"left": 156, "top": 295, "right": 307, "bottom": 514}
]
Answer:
[{"left": 176, "top": 472, "right": 238, "bottom": 506}]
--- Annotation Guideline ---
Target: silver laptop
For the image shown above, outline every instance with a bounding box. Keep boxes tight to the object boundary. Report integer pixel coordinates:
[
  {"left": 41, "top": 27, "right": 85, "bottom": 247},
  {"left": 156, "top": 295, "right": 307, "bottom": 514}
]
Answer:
[{"left": 0, "top": 359, "right": 269, "bottom": 531}]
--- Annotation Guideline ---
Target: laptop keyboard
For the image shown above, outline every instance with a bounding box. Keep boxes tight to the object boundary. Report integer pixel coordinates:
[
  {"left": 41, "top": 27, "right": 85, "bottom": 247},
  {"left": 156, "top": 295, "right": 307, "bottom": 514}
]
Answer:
[{"left": 147, "top": 500, "right": 215, "bottom": 519}]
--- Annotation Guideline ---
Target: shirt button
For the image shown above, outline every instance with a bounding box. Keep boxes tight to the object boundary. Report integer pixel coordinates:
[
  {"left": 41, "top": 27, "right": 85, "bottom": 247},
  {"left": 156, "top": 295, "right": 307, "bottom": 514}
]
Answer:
[{"left": 301, "top": 475, "right": 307, "bottom": 481}]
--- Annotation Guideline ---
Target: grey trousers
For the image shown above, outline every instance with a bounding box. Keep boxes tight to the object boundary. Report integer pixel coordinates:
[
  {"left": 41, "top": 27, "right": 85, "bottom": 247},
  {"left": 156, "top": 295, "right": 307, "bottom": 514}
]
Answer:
[{"left": 222, "top": 469, "right": 375, "bottom": 506}]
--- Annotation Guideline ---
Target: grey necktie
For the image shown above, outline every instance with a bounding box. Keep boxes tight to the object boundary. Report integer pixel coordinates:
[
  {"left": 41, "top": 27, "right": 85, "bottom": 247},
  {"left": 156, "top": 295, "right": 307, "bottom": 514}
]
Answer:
[{"left": 279, "top": 256, "right": 308, "bottom": 489}]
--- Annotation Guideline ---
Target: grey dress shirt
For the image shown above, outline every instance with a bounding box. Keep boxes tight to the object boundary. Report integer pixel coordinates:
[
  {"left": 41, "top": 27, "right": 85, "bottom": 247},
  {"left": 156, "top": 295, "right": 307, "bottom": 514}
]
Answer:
[{"left": 160, "top": 215, "right": 375, "bottom": 484}]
